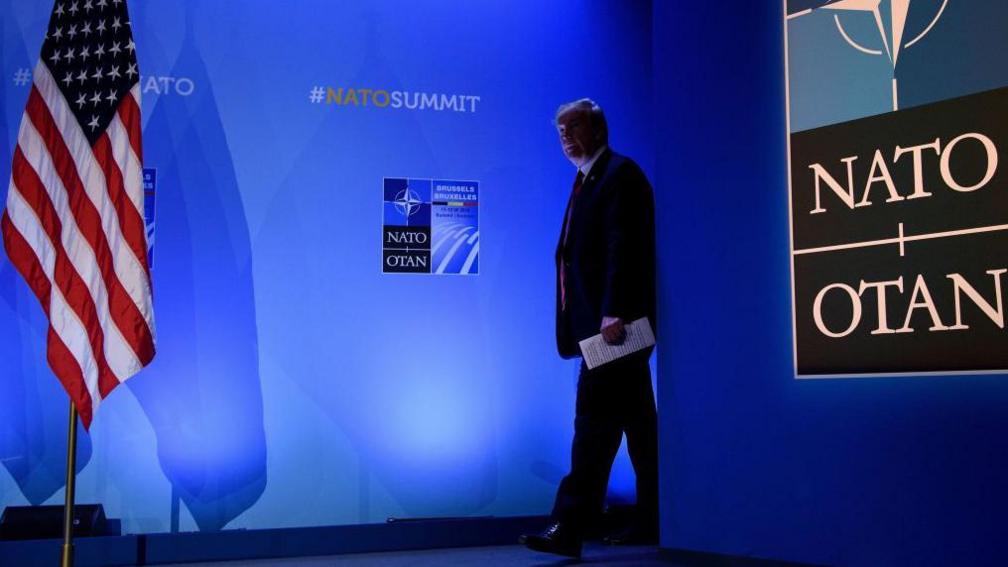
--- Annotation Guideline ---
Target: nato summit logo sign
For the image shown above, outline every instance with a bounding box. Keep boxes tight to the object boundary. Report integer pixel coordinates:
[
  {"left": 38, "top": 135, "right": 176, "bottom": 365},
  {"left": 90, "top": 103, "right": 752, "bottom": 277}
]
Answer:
[
  {"left": 143, "top": 168, "right": 157, "bottom": 268},
  {"left": 785, "top": 1, "right": 1008, "bottom": 376},
  {"left": 382, "top": 178, "right": 479, "bottom": 275}
]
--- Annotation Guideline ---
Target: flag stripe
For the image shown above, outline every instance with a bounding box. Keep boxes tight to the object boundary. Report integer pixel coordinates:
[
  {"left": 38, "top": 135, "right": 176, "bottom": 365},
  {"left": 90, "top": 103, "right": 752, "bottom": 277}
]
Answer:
[
  {"left": 104, "top": 110, "right": 144, "bottom": 226},
  {"left": 118, "top": 89, "right": 143, "bottom": 169},
  {"left": 15, "top": 115, "right": 143, "bottom": 385},
  {"left": 46, "top": 327, "right": 95, "bottom": 427},
  {"left": 94, "top": 133, "right": 150, "bottom": 283},
  {"left": 2, "top": 212, "right": 95, "bottom": 425},
  {"left": 2, "top": 202, "right": 101, "bottom": 423},
  {"left": 9, "top": 147, "right": 120, "bottom": 398},
  {"left": 25, "top": 82, "right": 154, "bottom": 367}
]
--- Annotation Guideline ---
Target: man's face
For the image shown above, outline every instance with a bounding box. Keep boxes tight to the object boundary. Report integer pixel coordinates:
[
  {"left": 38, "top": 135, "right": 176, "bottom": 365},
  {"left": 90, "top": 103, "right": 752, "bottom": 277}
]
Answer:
[{"left": 556, "top": 109, "right": 598, "bottom": 167}]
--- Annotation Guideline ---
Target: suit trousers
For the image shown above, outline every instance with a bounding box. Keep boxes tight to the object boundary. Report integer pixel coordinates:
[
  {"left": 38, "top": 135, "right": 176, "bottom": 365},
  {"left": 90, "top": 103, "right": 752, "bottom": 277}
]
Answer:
[{"left": 550, "top": 352, "right": 659, "bottom": 533}]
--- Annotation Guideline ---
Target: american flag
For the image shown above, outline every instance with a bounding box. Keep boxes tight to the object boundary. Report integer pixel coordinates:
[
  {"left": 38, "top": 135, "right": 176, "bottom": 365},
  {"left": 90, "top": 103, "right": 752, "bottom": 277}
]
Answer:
[{"left": 1, "top": 0, "right": 155, "bottom": 429}]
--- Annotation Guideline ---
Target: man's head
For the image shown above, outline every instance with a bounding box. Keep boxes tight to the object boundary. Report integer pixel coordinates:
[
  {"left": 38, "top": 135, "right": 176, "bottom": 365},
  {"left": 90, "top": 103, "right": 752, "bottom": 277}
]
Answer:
[{"left": 554, "top": 98, "right": 608, "bottom": 167}]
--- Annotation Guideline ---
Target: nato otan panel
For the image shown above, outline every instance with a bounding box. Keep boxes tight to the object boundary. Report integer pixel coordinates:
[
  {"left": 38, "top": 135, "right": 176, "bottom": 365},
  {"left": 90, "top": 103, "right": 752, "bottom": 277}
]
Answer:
[{"left": 784, "top": 0, "right": 1008, "bottom": 376}]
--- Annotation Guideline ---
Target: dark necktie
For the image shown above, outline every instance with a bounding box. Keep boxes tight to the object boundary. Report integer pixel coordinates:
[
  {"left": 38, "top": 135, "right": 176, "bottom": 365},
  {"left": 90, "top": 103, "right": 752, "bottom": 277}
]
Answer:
[{"left": 560, "top": 171, "right": 585, "bottom": 311}]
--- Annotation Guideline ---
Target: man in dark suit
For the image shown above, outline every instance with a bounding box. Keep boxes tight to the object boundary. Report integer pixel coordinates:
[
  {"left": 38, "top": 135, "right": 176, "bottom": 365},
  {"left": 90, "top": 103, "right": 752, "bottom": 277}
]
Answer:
[{"left": 521, "top": 99, "right": 659, "bottom": 558}]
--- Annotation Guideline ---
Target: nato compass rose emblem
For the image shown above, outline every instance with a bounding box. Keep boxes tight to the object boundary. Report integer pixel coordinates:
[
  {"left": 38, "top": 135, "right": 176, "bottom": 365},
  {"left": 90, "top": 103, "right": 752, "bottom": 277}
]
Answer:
[
  {"left": 393, "top": 187, "right": 424, "bottom": 217},
  {"left": 823, "top": 0, "right": 948, "bottom": 110}
]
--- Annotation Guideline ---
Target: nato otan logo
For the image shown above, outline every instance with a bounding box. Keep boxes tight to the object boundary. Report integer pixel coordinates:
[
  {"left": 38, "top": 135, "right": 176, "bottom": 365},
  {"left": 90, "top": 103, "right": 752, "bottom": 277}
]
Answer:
[
  {"left": 383, "top": 178, "right": 479, "bottom": 275},
  {"left": 802, "top": 0, "right": 947, "bottom": 110}
]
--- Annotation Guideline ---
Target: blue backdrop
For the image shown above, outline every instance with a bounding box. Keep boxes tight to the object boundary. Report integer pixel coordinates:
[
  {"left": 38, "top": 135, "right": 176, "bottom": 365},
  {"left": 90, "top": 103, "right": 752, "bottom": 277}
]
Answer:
[
  {"left": 12, "top": 2, "right": 1005, "bottom": 564},
  {"left": 0, "top": 0, "right": 654, "bottom": 534}
]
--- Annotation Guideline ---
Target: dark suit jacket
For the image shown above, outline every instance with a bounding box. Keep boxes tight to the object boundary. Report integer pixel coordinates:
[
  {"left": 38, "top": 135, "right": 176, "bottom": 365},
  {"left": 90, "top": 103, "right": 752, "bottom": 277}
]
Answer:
[{"left": 555, "top": 148, "right": 657, "bottom": 358}]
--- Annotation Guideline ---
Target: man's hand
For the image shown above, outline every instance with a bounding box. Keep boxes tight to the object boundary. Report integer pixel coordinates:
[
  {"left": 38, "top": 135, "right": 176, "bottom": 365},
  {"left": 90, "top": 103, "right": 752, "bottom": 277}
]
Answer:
[{"left": 601, "top": 317, "right": 626, "bottom": 345}]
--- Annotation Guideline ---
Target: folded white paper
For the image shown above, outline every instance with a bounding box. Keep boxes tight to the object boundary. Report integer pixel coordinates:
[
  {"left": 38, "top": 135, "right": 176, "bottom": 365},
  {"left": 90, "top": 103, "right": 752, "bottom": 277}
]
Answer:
[{"left": 579, "top": 317, "right": 655, "bottom": 370}]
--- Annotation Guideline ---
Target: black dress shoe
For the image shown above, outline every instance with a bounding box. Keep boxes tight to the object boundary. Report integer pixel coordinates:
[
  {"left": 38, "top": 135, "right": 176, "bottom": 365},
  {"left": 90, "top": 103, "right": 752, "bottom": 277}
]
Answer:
[
  {"left": 602, "top": 524, "right": 659, "bottom": 545},
  {"left": 519, "top": 522, "right": 583, "bottom": 558}
]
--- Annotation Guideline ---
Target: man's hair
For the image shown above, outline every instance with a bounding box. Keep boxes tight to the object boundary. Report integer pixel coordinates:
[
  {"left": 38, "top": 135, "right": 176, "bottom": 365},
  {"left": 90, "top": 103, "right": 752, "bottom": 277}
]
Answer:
[{"left": 555, "top": 98, "right": 608, "bottom": 146}]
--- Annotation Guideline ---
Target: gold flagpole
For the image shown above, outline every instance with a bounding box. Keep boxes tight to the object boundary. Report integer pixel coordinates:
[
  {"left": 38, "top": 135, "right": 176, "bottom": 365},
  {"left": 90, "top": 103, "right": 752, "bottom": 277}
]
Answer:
[{"left": 60, "top": 401, "right": 78, "bottom": 567}]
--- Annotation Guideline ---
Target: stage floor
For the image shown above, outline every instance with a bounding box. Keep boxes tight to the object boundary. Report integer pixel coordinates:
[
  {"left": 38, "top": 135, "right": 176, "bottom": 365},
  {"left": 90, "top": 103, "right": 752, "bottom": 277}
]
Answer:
[{"left": 154, "top": 543, "right": 671, "bottom": 566}]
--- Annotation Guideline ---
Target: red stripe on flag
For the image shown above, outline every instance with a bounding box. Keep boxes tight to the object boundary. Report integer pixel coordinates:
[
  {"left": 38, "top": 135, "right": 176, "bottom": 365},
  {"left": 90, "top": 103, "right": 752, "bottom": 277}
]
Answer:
[
  {"left": 1, "top": 210, "right": 52, "bottom": 308},
  {"left": 117, "top": 93, "right": 143, "bottom": 163},
  {"left": 2, "top": 211, "right": 95, "bottom": 427},
  {"left": 25, "top": 87, "right": 155, "bottom": 369},
  {"left": 11, "top": 147, "right": 120, "bottom": 398},
  {"left": 47, "top": 327, "right": 94, "bottom": 427},
  {"left": 94, "top": 133, "right": 151, "bottom": 280},
  {"left": 1, "top": 211, "right": 54, "bottom": 311}
]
